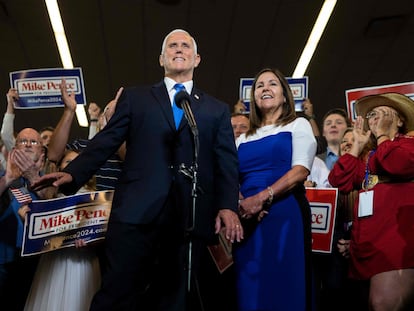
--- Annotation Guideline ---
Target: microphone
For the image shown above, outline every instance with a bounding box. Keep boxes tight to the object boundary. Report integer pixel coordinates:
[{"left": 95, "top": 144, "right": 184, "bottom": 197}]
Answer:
[
  {"left": 174, "top": 90, "right": 201, "bottom": 294},
  {"left": 174, "top": 90, "right": 197, "bottom": 130},
  {"left": 174, "top": 90, "right": 191, "bottom": 109}
]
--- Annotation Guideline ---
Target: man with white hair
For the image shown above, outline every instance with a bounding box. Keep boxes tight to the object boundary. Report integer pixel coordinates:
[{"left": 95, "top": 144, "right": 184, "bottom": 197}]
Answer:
[
  {"left": 32, "top": 29, "right": 242, "bottom": 311},
  {"left": 0, "top": 127, "right": 48, "bottom": 309}
]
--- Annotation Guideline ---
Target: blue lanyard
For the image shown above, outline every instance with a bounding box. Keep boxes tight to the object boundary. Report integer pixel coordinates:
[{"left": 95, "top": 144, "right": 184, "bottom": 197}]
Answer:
[{"left": 363, "top": 150, "right": 376, "bottom": 190}]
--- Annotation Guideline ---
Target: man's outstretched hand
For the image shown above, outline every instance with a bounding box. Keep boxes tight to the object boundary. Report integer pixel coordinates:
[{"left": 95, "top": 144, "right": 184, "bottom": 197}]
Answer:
[{"left": 30, "top": 172, "right": 73, "bottom": 192}]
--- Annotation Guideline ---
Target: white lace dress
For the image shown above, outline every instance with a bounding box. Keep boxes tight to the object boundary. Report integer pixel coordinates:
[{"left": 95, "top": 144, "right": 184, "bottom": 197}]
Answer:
[{"left": 24, "top": 246, "right": 101, "bottom": 311}]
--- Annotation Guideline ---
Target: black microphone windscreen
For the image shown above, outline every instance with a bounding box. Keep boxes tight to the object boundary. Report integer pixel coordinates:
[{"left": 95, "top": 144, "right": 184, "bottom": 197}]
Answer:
[{"left": 174, "top": 90, "right": 191, "bottom": 108}]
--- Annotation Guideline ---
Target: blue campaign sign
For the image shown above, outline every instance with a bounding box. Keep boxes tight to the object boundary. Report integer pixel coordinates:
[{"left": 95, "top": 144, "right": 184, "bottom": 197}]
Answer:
[
  {"left": 287, "top": 76, "right": 309, "bottom": 112},
  {"left": 239, "top": 76, "right": 309, "bottom": 112},
  {"left": 9, "top": 68, "right": 86, "bottom": 109},
  {"left": 239, "top": 78, "right": 253, "bottom": 112},
  {"left": 21, "top": 191, "right": 113, "bottom": 256}
]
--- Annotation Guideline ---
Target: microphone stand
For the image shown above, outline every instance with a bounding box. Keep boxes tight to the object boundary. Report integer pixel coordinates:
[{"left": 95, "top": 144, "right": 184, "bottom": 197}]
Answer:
[{"left": 177, "top": 99, "right": 200, "bottom": 294}]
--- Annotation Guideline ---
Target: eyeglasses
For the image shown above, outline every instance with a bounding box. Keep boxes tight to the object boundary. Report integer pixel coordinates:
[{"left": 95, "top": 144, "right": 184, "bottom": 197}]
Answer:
[
  {"left": 365, "top": 110, "right": 379, "bottom": 119},
  {"left": 366, "top": 110, "right": 398, "bottom": 119},
  {"left": 16, "top": 139, "right": 41, "bottom": 146}
]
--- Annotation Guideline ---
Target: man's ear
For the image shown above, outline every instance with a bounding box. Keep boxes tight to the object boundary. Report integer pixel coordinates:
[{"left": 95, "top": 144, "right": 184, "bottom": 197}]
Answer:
[
  {"left": 159, "top": 54, "right": 164, "bottom": 67},
  {"left": 397, "top": 117, "right": 403, "bottom": 128},
  {"left": 194, "top": 54, "right": 201, "bottom": 68}
]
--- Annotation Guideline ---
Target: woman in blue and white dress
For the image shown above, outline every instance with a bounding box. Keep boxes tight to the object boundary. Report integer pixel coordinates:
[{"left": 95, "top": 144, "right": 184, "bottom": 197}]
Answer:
[{"left": 234, "top": 68, "right": 316, "bottom": 311}]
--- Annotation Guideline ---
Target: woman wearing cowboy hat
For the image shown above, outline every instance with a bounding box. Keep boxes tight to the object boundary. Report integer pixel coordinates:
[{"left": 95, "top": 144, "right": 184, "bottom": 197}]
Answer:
[{"left": 329, "top": 92, "right": 414, "bottom": 311}]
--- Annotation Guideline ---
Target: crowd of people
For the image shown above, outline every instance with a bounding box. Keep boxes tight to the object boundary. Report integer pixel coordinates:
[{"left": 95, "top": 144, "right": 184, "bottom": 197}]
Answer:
[{"left": 0, "top": 28, "right": 413, "bottom": 311}]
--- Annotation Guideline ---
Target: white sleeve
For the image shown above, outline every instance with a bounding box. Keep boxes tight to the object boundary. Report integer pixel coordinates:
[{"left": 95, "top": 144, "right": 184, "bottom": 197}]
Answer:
[
  {"left": 309, "top": 156, "right": 332, "bottom": 188},
  {"left": 291, "top": 118, "right": 317, "bottom": 171},
  {"left": 88, "top": 123, "right": 99, "bottom": 139},
  {"left": 1, "top": 113, "right": 16, "bottom": 151}
]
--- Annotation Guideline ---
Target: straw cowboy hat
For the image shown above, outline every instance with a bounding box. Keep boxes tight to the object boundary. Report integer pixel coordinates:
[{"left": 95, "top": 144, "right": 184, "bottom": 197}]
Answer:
[{"left": 355, "top": 92, "right": 414, "bottom": 132}]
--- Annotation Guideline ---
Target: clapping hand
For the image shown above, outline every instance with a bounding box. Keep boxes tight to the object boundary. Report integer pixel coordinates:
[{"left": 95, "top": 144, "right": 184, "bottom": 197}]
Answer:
[
  {"left": 367, "top": 106, "right": 396, "bottom": 139},
  {"left": 11, "top": 149, "right": 44, "bottom": 182},
  {"left": 350, "top": 116, "right": 371, "bottom": 157}
]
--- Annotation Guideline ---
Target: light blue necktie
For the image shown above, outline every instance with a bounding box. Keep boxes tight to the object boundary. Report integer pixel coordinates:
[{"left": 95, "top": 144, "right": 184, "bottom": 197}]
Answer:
[{"left": 172, "top": 83, "right": 185, "bottom": 129}]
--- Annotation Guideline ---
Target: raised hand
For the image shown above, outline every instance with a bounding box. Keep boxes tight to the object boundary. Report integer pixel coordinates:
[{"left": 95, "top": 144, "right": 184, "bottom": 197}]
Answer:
[
  {"left": 114, "top": 87, "right": 124, "bottom": 102},
  {"left": 88, "top": 102, "right": 101, "bottom": 120},
  {"left": 350, "top": 116, "right": 371, "bottom": 157},
  {"left": 60, "top": 79, "right": 77, "bottom": 112},
  {"left": 233, "top": 99, "right": 247, "bottom": 113},
  {"left": 302, "top": 98, "right": 314, "bottom": 118},
  {"left": 6, "top": 88, "right": 18, "bottom": 113}
]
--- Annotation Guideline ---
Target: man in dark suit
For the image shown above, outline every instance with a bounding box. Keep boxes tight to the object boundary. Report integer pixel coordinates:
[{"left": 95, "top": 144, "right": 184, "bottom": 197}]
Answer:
[{"left": 32, "top": 29, "right": 243, "bottom": 310}]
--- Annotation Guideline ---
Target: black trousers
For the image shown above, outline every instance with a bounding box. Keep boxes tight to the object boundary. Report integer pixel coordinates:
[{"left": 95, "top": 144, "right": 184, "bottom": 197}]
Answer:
[
  {"left": 0, "top": 253, "right": 39, "bottom": 311},
  {"left": 90, "top": 216, "right": 212, "bottom": 311}
]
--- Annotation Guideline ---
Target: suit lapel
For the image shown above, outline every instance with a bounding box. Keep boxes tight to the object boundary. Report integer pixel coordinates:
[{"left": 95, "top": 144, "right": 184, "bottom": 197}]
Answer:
[
  {"left": 190, "top": 87, "right": 203, "bottom": 114},
  {"left": 152, "top": 81, "right": 176, "bottom": 130}
]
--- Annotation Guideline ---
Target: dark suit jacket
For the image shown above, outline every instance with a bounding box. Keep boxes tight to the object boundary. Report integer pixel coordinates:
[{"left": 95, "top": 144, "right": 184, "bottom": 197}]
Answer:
[{"left": 62, "top": 81, "right": 239, "bottom": 240}]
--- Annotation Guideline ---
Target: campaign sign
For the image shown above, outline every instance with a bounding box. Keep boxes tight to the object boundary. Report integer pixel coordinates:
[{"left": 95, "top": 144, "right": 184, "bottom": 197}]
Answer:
[
  {"left": 9, "top": 68, "right": 86, "bottom": 109},
  {"left": 239, "top": 76, "right": 308, "bottom": 112},
  {"left": 345, "top": 81, "right": 414, "bottom": 121},
  {"left": 239, "top": 78, "right": 253, "bottom": 113},
  {"left": 288, "top": 76, "right": 309, "bottom": 112},
  {"left": 21, "top": 190, "right": 113, "bottom": 256},
  {"left": 306, "top": 187, "right": 338, "bottom": 253}
]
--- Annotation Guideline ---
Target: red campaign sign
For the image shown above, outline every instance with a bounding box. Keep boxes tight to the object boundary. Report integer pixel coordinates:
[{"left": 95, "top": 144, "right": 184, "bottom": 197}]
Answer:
[
  {"left": 306, "top": 188, "right": 338, "bottom": 253},
  {"left": 345, "top": 81, "right": 414, "bottom": 122}
]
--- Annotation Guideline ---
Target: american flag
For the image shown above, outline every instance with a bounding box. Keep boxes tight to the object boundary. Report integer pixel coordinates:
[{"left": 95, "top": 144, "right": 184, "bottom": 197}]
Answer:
[{"left": 10, "top": 187, "right": 33, "bottom": 205}]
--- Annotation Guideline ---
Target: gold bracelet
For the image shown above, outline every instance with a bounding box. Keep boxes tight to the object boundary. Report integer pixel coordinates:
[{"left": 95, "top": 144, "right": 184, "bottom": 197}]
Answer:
[{"left": 266, "top": 186, "right": 274, "bottom": 204}]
